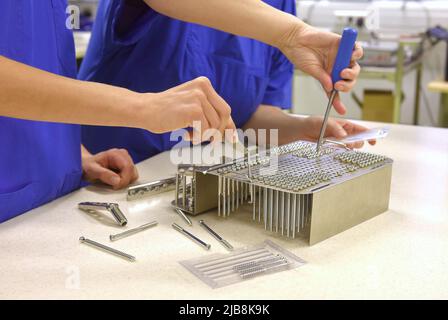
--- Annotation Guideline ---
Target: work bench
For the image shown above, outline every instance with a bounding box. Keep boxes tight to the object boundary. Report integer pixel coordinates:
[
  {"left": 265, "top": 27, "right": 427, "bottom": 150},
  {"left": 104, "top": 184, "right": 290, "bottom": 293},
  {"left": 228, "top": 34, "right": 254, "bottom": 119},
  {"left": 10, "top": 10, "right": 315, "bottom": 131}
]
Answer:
[{"left": 0, "top": 121, "right": 447, "bottom": 299}]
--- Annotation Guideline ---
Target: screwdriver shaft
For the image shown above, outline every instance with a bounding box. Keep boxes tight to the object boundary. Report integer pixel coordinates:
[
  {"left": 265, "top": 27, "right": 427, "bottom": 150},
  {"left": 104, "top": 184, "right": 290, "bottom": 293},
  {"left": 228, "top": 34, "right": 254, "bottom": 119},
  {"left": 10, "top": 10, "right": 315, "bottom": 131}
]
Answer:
[{"left": 316, "top": 89, "right": 337, "bottom": 153}]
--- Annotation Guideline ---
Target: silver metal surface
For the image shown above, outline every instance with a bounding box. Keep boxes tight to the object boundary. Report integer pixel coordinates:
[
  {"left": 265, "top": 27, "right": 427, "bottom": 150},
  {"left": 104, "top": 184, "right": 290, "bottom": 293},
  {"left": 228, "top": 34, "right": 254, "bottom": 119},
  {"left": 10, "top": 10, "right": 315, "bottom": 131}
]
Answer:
[
  {"left": 316, "top": 89, "right": 337, "bottom": 153},
  {"left": 172, "top": 223, "right": 211, "bottom": 250},
  {"left": 127, "top": 177, "right": 176, "bottom": 201},
  {"left": 174, "top": 208, "right": 192, "bottom": 226},
  {"left": 171, "top": 139, "right": 393, "bottom": 245},
  {"left": 110, "top": 221, "right": 158, "bottom": 241},
  {"left": 78, "top": 202, "right": 127, "bottom": 226},
  {"left": 199, "top": 220, "right": 233, "bottom": 251},
  {"left": 79, "top": 236, "right": 135, "bottom": 261}
]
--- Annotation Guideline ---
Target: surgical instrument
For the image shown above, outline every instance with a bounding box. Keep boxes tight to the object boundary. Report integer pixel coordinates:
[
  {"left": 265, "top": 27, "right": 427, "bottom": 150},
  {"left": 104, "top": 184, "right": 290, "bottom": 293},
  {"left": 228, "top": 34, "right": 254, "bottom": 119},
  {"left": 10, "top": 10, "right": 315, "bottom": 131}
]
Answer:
[
  {"left": 174, "top": 207, "right": 192, "bottom": 226},
  {"left": 79, "top": 236, "right": 135, "bottom": 262},
  {"left": 109, "top": 221, "right": 158, "bottom": 241},
  {"left": 172, "top": 223, "right": 211, "bottom": 250},
  {"left": 198, "top": 220, "right": 233, "bottom": 251},
  {"left": 316, "top": 28, "right": 358, "bottom": 153},
  {"left": 78, "top": 202, "right": 127, "bottom": 226}
]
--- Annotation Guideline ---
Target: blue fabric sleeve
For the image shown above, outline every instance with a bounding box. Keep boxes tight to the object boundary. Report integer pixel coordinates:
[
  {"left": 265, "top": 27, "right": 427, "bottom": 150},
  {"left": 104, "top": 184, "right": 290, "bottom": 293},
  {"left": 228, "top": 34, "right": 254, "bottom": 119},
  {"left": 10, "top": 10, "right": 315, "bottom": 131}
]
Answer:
[
  {"left": 111, "top": 0, "right": 160, "bottom": 46},
  {"left": 261, "top": 49, "right": 293, "bottom": 110},
  {"left": 261, "top": 0, "right": 295, "bottom": 110}
]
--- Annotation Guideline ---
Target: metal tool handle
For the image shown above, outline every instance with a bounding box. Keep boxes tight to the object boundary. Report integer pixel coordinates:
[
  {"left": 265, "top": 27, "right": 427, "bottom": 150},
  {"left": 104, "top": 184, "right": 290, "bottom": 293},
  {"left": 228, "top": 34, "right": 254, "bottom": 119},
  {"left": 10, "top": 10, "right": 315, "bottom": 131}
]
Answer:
[{"left": 331, "top": 28, "right": 358, "bottom": 85}]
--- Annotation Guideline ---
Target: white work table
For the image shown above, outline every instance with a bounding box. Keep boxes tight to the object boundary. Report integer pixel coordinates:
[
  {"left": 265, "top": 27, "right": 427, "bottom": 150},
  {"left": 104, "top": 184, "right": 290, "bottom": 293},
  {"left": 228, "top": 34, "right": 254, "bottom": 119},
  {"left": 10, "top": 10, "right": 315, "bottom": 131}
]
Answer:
[{"left": 1, "top": 122, "right": 447, "bottom": 299}]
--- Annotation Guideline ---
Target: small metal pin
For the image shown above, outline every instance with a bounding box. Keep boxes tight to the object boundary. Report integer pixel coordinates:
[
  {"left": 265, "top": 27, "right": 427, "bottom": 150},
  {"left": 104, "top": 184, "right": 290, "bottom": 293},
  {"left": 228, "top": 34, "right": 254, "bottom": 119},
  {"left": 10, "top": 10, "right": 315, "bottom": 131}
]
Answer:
[
  {"left": 232, "top": 179, "right": 235, "bottom": 212},
  {"left": 269, "top": 189, "right": 273, "bottom": 232},
  {"left": 227, "top": 177, "right": 231, "bottom": 216},
  {"left": 275, "top": 190, "right": 279, "bottom": 233},
  {"left": 79, "top": 236, "right": 135, "bottom": 262},
  {"left": 182, "top": 174, "right": 187, "bottom": 209},
  {"left": 199, "top": 220, "right": 233, "bottom": 251},
  {"left": 263, "top": 187, "right": 268, "bottom": 230},
  {"left": 218, "top": 176, "right": 222, "bottom": 217},
  {"left": 175, "top": 208, "right": 192, "bottom": 226},
  {"left": 223, "top": 178, "right": 226, "bottom": 216},
  {"left": 280, "top": 192, "right": 284, "bottom": 236},
  {"left": 286, "top": 193, "right": 291, "bottom": 238},
  {"left": 175, "top": 173, "right": 179, "bottom": 206},
  {"left": 292, "top": 194, "right": 297, "bottom": 239},
  {"left": 236, "top": 181, "right": 239, "bottom": 210},
  {"left": 252, "top": 185, "right": 256, "bottom": 220},
  {"left": 172, "top": 223, "right": 211, "bottom": 250},
  {"left": 110, "top": 221, "right": 158, "bottom": 241}
]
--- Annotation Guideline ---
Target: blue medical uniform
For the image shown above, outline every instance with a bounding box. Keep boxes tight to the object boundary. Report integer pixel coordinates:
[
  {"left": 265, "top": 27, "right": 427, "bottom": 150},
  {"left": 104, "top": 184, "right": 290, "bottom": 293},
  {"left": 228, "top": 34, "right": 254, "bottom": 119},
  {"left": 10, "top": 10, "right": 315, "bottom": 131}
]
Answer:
[
  {"left": 79, "top": 0, "right": 295, "bottom": 163},
  {"left": 0, "top": 1, "right": 82, "bottom": 222}
]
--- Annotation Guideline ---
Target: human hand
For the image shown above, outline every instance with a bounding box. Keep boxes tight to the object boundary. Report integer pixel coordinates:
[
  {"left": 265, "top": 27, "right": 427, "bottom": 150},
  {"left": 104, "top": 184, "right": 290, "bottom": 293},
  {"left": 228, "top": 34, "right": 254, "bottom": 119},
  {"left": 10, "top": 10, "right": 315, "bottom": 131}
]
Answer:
[
  {"left": 141, "top": 76, "right": 237, "bottom": 144},
  {"left": 278, "top": 24, "right": 363, "bottom": 115},
  {"left": 82, "top": 148, "right": 138, "bottom": 189},
  {"left": 298, "top": 116, "right": 376, "bottom": 149}
]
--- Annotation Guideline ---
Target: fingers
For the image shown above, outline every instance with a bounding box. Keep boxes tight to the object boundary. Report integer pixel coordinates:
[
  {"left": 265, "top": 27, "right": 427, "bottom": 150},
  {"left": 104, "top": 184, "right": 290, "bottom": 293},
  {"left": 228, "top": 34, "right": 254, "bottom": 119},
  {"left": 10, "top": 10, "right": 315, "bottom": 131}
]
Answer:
[
  {"left": 324, "top": 118, "right": 347, "bottom": 139},
  {"left": 346, "top": 141, "right": 365, "bottom": 149},
  {"left": 105, "top": 149, "right": 138, "bottom": 189},
  {"left": 328, "top": 92, "right": 346, "bottom": 115},
  {"left": 84, "top": 161, "right": 121, "bottom": 187},
  {"left": 352, "top": 42, "right": 364, "bottom": 61},
  {"left": 335, "top": 62, "right": 360, "bottom": 92},
  {"left": 318, "top": 71, "right": 334, "bottom": 94},
  {"left": 183, "top": 77, "right": 235, "bottom": 144},
  {"left": 194, "top": 77, "right": 233, "bottom": 141}
]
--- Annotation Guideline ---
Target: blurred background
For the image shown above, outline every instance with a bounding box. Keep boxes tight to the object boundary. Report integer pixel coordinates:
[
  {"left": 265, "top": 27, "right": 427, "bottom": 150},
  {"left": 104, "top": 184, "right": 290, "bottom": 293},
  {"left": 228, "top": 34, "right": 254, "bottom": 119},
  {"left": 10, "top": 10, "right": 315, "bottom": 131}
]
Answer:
[{"left": 70, "top": 0, "right": 448, "bottom": 128}]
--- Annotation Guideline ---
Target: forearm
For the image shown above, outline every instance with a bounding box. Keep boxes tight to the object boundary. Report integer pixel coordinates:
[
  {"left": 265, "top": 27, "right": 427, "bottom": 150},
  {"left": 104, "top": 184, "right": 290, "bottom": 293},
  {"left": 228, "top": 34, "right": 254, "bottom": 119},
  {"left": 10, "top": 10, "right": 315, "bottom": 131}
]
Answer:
[
  {"left": 144, "top": 0, "right": 303, "bottom": 49},
  {"left": 242, "top": 105, "right": 305, "bottom": 146},
  {"left": 0, "top": 56, "right": 144, "bottom": 128}
]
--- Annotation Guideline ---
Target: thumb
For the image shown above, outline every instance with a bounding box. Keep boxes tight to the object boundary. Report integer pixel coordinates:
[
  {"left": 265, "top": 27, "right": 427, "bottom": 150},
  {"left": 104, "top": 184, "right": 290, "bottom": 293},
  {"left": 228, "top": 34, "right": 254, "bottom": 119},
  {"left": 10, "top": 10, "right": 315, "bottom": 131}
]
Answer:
[
  {"left": 326, "top": 120, "right": 347, "bottom": 139},
  {"left": 90, "top": 163, "right": 121, "bottom": 187}
]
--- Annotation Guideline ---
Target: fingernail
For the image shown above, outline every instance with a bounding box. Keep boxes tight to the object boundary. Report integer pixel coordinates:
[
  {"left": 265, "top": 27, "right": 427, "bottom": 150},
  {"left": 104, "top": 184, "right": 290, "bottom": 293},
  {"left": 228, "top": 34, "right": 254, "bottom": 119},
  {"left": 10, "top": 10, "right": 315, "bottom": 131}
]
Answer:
[{"left": 110, "top": 176, "right": 120, "bottom": 186}]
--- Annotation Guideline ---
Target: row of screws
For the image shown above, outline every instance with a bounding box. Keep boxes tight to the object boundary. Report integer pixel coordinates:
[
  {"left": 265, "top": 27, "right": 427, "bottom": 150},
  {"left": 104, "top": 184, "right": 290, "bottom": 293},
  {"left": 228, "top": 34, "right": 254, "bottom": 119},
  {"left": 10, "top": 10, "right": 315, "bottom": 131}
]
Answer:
[{"left": 334, "top": 151, "right": 386, "bottom": 168}]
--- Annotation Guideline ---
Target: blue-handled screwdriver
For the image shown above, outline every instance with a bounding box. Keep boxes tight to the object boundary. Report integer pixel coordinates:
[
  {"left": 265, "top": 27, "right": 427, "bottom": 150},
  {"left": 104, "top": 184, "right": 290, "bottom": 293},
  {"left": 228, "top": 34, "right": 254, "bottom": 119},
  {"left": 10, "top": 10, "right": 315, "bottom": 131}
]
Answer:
[{"left": 315, "top": 28, "right": 358, "bottom": 153}]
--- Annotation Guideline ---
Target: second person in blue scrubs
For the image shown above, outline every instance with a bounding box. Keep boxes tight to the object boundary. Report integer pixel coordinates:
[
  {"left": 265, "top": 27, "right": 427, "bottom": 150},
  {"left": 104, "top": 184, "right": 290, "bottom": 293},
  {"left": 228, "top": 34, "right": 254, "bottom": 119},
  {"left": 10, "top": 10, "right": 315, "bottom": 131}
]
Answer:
[{"left": 80, "top": 0, "right": 373, "bottom": 163}]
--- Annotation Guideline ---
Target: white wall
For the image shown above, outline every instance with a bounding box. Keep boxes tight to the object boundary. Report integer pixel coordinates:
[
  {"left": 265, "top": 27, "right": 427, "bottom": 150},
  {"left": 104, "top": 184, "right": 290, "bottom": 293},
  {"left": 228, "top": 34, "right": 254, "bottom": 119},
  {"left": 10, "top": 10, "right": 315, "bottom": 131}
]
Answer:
[{"left": 293, "top": 0, "right": 448, "bottom": 127}]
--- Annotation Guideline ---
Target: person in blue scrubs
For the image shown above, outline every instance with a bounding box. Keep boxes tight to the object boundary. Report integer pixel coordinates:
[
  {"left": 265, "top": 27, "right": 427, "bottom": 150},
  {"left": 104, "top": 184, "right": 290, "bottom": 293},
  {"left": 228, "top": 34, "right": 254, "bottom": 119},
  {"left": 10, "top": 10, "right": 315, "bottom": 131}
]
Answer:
[
  {"left": 79, "top": 0, "right": 372, "bottom": 163},
  {"left": 1, "top": 0, "right": 364, "bottom": 222},
  {"left": 0, "top": 1, "right": 236, "bottom": 222}
]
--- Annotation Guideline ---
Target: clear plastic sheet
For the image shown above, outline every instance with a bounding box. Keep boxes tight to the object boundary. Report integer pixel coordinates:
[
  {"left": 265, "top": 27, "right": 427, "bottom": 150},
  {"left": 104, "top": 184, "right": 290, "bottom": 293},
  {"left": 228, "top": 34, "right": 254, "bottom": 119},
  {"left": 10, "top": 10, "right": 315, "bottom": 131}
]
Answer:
[
  {"left": 339, "top": 126, "right": 390, "bottom": 144},
  {"left": 180, "top": 240, "right": 306, "bottom": 288}
]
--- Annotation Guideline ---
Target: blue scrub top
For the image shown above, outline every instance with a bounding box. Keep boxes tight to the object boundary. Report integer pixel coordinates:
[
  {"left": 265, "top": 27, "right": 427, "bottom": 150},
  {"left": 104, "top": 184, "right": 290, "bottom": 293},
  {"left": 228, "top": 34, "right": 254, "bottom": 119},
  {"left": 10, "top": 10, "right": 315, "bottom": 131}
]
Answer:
[
  {"left": 79, "top": 0, "right": 295, "bottom": 163},
  {"left": 0, "top": 0, "right": 82, "bottom": 222}
]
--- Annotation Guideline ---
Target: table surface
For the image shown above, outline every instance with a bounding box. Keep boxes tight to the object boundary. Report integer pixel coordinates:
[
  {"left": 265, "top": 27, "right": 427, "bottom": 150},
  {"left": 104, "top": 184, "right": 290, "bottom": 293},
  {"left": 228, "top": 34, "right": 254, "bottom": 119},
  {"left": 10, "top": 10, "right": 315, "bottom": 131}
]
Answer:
[{"left": 1, "top": 121, "right": 447, "bottom": 300}]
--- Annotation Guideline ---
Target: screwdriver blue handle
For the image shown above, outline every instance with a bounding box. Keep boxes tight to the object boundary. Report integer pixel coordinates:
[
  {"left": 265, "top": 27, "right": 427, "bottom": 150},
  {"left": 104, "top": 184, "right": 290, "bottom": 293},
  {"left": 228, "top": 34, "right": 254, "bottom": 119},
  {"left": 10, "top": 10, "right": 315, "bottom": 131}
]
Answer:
[{"left": 331, "top": 28, "right": 358, "bottom": 86}]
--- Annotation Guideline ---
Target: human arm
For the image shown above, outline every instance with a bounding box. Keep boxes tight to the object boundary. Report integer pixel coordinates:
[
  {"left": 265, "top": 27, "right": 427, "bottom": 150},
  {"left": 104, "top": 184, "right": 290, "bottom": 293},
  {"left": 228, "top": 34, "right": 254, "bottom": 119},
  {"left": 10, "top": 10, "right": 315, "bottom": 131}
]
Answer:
[
  {"left": 242, "top": 105, "right": 375, "bottom": 148},
  {"left": 143, "top": 0, "right": 363, "bottom": 113},
  {"left": 0, "top": 56, "right": 235, "bottom": 142}
]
